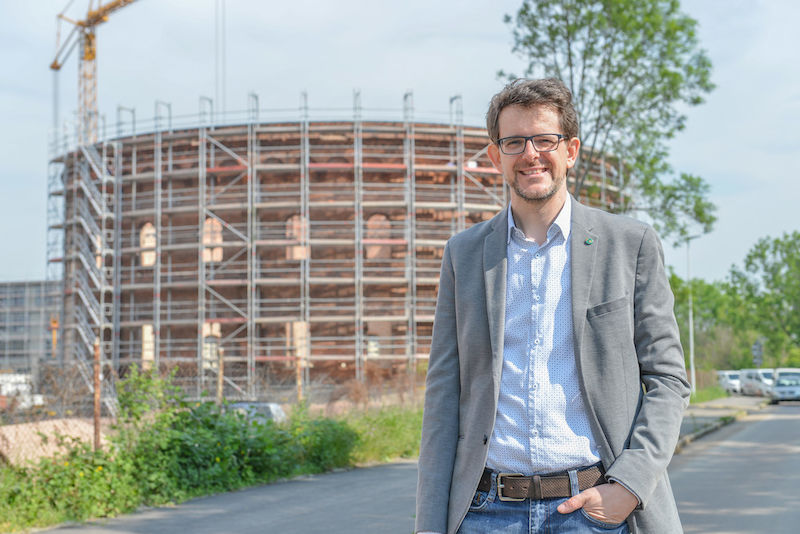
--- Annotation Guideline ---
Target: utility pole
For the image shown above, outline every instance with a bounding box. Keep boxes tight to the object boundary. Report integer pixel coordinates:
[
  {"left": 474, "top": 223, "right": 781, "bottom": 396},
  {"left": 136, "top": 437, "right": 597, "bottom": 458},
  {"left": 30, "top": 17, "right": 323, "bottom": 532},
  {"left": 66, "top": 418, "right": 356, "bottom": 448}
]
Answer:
[{"left": 686, "top": 234, "right": 701, "bottom": 395}]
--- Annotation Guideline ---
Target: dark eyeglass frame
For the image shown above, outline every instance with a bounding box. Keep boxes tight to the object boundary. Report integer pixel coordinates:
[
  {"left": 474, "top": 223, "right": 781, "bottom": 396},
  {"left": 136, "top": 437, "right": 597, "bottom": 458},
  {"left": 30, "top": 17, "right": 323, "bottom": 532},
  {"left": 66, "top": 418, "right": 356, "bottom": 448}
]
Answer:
[{"left": 496, "top": 133, "right": 567, "bottom": 155}]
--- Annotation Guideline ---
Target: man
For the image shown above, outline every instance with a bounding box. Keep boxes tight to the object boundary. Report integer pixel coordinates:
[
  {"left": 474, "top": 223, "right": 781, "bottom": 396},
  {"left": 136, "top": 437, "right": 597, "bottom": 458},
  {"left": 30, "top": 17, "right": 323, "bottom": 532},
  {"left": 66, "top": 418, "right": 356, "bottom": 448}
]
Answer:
[{"left": 415, "top": 78, "right": 689, "bottom": 534}]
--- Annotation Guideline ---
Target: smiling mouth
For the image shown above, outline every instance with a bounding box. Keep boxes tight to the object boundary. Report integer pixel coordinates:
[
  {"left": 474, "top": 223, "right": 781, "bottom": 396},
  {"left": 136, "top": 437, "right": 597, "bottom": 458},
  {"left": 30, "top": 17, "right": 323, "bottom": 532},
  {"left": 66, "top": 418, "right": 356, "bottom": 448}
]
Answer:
[{"left": 518, "top": 167, "right": 548, "bottom": 176}]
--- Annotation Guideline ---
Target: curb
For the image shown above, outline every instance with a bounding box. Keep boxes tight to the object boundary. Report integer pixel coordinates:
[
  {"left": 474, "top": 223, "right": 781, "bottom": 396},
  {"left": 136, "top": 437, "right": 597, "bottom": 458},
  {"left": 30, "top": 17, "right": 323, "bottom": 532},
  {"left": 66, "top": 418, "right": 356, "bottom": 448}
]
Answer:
[
  {"left": 674, "top": 399, "right": 768, "bottom": 454},
  {"left": 674, "top": 410, "right": 743, "bottom": 454}
]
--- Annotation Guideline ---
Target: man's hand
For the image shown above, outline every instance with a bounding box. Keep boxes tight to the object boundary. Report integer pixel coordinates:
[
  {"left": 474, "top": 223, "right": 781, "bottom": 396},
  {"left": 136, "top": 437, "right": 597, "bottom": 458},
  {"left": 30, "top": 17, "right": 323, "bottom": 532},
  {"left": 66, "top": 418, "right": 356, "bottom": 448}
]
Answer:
[{"left": 556, "top": 482, "right": 637, "bottom": 524}]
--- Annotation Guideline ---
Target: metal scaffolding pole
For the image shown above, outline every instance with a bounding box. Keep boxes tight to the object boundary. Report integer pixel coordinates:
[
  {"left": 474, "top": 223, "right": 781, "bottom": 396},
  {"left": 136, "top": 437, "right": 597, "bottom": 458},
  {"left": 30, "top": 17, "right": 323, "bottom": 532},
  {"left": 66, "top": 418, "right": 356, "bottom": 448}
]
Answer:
[
  {"left": 197, "top": 102, "right": 210, "bottom": 398},
  {"left": 403, "top": 91, "right": 417, "bottom": 390},
  {"left": 450, "top": 95, "right": 465, "bottom": 233},
  {"left": 353, "top": 90, "right": 364, "bottom": 383},
  {"left": 247, "top": 104, "right": 256, "bottom": 399},
  {"left": 299, "top": 91, "right": 311, "bottom": 399},
  {"left": 153, "top": 105, "right": 164, "bottom": 367}
]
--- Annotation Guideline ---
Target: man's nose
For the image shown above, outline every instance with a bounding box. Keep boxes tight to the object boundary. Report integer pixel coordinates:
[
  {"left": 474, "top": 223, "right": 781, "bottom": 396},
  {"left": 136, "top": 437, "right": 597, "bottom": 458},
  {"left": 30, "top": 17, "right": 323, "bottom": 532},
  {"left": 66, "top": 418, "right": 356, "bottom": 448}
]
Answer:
[{"left": 522, "top": 138, "right": 540, "bottom": 156}]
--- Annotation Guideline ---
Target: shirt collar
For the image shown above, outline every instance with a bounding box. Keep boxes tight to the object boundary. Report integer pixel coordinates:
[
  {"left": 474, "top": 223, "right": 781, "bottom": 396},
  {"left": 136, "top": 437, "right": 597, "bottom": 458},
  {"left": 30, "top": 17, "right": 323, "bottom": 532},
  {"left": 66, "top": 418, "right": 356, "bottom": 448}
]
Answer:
[{"left": 506, "top": 196, "right": 572, "bottom": 245}]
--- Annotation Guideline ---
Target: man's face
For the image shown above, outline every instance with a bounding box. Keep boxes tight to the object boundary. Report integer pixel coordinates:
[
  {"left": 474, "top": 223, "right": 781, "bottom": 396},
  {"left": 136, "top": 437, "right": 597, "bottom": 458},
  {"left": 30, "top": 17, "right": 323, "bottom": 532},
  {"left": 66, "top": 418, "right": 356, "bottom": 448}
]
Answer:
[{"left": 487, "top": 104, "right": 580, "bottom": 204}]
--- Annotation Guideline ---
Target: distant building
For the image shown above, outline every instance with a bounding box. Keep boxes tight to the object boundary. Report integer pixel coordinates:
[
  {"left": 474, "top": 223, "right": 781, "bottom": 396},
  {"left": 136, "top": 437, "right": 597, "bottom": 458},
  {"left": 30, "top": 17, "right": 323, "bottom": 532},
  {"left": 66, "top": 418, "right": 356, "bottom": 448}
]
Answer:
[{"left": 0, "top": 281, "right": 60, "bottom": 379}]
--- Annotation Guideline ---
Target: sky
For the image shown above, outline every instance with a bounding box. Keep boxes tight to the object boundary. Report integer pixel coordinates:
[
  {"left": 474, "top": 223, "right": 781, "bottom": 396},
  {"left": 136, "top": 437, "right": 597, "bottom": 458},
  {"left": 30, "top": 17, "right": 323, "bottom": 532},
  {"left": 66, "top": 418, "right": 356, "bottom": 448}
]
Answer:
[{"left": 1, "top": 0, "right": 798, "bottom": 283}]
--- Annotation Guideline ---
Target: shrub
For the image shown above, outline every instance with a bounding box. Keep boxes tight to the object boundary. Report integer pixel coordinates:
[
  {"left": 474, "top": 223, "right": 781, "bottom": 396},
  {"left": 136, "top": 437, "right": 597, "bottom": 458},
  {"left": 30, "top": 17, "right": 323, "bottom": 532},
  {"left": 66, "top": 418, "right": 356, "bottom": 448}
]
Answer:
[
  {"left": 0, "top": 369, "right": 364, "bottom": 533},
  {"left": 289, "top": 404, "right": 358, "bottom": 472}
]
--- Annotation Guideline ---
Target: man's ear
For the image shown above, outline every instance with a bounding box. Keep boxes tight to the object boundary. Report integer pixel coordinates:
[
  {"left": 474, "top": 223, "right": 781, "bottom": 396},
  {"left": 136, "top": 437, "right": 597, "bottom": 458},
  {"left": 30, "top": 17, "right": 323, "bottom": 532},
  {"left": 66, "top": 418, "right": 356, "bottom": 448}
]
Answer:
[
  {"left": 566, "top": 137, "right": 580, "bottom": 169},
  {"left": 487, "top": 143, "right": 502, "bottom": 172}
]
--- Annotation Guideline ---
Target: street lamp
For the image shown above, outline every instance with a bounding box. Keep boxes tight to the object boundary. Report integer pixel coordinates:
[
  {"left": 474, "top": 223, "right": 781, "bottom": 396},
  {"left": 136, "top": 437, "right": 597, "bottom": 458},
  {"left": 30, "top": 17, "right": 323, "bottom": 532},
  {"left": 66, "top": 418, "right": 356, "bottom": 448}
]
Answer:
[{"left": 686, "top": 234, "right": 701, "bottom": 395}]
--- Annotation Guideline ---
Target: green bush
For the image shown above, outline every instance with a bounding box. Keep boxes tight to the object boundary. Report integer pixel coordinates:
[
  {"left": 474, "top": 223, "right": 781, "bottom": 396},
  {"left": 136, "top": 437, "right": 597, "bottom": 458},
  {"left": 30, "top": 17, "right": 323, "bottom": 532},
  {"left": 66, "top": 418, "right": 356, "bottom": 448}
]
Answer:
[
  {"left": 0, "top": 369, "right": 433, "bottom": 533},
  {"left": 0, "top": 434, "right": 139, "bottom": 531},
  {"left": 0, "top": 367, "right": 360, "bottom": 533},
  {"left": 289, "top": 403, "right": 359, "bottom": 472}
]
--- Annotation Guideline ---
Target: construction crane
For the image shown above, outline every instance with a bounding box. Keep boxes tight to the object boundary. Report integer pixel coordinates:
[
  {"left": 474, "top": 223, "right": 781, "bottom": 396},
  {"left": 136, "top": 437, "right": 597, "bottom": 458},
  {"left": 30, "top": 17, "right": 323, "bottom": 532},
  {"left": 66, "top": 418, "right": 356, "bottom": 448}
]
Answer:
[{"left": 50, "top": 0, "right": 139, "bottom": 145}]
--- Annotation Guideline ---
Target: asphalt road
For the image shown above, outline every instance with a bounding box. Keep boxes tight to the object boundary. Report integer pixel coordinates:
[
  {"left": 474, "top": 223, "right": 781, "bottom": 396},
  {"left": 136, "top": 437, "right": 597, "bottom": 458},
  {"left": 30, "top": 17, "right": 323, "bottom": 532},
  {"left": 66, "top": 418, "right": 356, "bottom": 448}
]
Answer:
[
  {"left": 44, "top": 461, "right": 418, "bottom": 534},
  {"left": 668, "top": 401, "right": 800, "bottom": 534},
  {"left": 41, "top": 397, "right": 791, "bottom": 534}
]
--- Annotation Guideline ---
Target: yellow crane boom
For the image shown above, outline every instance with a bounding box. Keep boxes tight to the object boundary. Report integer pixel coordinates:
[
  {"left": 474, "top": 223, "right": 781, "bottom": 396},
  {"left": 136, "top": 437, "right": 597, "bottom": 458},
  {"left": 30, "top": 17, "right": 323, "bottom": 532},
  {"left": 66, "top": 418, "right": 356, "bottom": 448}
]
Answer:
[{"left": 50, "top": 0, "right": 138, "bottom": 145}]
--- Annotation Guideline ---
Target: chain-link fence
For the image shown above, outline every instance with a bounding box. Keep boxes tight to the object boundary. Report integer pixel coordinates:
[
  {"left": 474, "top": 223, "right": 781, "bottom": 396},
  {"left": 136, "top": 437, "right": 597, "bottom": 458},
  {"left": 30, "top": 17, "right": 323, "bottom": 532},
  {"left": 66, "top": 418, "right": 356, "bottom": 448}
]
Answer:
[
  {"left": 0, "top": 362, "right": 114, "bottom": 466},
  {"left": 0, "top": 359, "right": 425, "bottom": 467}
]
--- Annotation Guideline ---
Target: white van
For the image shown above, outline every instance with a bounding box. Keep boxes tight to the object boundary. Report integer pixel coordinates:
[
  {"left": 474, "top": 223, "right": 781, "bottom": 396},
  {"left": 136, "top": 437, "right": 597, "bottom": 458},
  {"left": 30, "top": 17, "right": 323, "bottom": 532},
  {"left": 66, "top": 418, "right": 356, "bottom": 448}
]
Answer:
[
  {"left": 767, "top": 368, "right": 800, "bottom": 404},
  {"left": 740, "top": 368, "right": 774, "bottom": 396},
  {"left": 716, "top": 370, "right": 741, "bottom": 394}
]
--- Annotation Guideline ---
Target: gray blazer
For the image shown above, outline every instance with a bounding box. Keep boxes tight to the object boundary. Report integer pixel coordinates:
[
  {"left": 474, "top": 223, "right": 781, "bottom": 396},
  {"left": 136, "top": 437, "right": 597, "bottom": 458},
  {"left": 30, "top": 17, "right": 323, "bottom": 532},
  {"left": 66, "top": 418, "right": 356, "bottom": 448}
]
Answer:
[{"left": 416, "top": 197, "right": 690, "bottom": 534}]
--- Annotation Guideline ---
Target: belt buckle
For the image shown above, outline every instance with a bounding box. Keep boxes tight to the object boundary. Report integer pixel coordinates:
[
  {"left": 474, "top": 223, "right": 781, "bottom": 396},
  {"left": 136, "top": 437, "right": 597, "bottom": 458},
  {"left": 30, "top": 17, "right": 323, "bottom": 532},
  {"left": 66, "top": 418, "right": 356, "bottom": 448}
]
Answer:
[{"left": 497, "top": 472, "right": 525, "bottom": 502}]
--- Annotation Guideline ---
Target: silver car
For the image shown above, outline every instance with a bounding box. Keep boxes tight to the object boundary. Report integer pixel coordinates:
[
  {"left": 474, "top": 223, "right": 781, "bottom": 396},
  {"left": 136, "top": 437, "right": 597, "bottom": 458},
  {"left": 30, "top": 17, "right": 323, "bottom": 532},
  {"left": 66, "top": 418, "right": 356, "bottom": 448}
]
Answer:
[{"left": 767, "top": 368, "right": 800, "bottom": 404}]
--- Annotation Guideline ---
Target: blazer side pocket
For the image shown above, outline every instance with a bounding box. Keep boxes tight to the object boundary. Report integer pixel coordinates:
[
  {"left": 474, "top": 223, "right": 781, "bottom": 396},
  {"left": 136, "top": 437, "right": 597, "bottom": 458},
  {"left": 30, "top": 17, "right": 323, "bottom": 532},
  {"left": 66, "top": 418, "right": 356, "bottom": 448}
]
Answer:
[{"left": 586, "top": 295, "right": 629, "bottom": 319}]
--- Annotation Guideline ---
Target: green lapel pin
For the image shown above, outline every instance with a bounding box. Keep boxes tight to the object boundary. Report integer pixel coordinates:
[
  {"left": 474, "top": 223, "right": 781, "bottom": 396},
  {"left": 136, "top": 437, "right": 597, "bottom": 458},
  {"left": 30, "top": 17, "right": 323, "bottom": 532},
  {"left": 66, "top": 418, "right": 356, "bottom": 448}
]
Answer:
[{"left": 584, "top": 238, "right": 594, "bottom": 245}]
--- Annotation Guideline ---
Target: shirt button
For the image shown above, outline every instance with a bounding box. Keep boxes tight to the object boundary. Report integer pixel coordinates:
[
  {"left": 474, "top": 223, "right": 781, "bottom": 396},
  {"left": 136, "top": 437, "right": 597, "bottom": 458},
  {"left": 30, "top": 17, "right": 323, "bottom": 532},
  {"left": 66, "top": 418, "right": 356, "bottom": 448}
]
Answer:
[{"left": 534, "top": 339, "right": 540, "bottom": 345}]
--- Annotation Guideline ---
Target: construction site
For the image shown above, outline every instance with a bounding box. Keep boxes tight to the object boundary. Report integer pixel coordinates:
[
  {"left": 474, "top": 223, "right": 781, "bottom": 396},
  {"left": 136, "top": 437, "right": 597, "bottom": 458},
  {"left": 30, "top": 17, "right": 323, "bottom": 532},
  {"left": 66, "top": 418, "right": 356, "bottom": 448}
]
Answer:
[
  {"left": 36, "top": 1, "right": 631, "bottom": 407},
  {"left": 46, "top": 102, "right": 630, "bottom": 404}
]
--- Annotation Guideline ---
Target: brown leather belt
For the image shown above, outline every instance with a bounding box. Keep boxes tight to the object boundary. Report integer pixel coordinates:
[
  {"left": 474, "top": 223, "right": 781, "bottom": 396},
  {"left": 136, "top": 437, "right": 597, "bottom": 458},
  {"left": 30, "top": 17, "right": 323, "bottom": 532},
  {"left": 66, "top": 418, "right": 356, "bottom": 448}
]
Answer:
[{"left": 478, "top": 465, "right": 605, "bottom": 501}]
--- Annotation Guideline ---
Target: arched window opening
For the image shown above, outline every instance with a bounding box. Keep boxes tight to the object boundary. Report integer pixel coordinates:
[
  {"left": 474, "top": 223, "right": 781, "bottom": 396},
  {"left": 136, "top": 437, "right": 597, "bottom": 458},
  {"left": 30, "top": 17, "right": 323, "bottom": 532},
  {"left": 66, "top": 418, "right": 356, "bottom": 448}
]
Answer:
[
  {"left": 142, "top": 324, "right": 154, "bottom": 369},
  {"left": 140, "top": 222, "right": 156, "bottom": 267},
  {"left": 365, "top": 213, "right": 392, "bottom": 259},
  {"left": 203, "top": 217, "right": 223, "bottom": 263},
  {"left": 285, "top": 214, "right": 308, "bottom": 260},
  {"left": 202, "top": 321, "right": 222, "bottom": 370},
  {"left": 94, "top": 234, "right": 103, "bottom": 270}
]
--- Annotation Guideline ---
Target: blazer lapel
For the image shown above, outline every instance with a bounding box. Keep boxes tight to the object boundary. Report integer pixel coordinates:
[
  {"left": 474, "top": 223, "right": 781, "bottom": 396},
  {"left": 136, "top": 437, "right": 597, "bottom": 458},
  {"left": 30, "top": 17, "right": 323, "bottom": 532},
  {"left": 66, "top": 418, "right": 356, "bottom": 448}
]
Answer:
[
  {"left": 483, "top": 208, "right": 508, "bottom": 383},
  {"left": 570, "top": 198, "right": 598, "bottom": 360}
]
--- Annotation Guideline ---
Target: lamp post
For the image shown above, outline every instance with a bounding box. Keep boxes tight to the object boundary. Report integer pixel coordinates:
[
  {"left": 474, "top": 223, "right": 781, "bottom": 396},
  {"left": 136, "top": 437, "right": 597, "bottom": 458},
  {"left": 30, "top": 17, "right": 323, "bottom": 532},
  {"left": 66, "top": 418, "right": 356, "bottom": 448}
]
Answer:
[{"left": 686, "top": 234, "right": 701, "bottom": 395}]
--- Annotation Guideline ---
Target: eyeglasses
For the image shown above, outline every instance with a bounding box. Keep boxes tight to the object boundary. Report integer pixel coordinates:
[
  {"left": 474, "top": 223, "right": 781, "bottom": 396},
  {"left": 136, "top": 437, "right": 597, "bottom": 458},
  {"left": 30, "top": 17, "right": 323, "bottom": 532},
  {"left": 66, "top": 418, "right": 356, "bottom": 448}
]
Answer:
[{"left": 497, "top": 134, "right": 566, "bottom": 155}]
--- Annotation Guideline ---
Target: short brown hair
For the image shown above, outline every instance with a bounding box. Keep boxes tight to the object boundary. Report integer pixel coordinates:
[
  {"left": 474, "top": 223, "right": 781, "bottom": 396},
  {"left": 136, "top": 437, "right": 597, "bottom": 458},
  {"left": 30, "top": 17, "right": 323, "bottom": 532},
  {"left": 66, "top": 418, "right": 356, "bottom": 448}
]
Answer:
[{"left": 486, "top": 78, "right": 579, "bottom": 143}]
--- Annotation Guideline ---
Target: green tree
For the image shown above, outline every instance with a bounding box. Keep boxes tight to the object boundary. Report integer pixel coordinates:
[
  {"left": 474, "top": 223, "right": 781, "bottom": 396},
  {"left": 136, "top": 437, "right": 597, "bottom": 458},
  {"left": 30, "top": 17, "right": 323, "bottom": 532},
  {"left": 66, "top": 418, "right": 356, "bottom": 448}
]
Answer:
[
  {"left": 729, "top": 231, "right": 800, "bottom": 367},
  {"left": 668, "top": 271, "right": 753, "bottom": 371},
  {"left": 500, "top": 0, "right": 716, "bottom": 244}
]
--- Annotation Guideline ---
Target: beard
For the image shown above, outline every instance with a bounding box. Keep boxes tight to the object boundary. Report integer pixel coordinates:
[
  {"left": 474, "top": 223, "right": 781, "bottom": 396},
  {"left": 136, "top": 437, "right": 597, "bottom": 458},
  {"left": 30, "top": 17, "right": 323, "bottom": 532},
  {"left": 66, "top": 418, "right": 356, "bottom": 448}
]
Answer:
[{"left": 510, "top": 170, "right": 566, "bottom": 204}]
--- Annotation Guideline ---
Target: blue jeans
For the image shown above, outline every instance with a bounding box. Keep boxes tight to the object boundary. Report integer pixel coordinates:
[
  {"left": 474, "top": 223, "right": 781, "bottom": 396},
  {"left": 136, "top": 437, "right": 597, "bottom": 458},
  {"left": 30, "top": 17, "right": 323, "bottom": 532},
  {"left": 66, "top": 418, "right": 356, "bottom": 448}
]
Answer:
[{"left": 457, "top": 469, "right": 630, "bottom": 534}]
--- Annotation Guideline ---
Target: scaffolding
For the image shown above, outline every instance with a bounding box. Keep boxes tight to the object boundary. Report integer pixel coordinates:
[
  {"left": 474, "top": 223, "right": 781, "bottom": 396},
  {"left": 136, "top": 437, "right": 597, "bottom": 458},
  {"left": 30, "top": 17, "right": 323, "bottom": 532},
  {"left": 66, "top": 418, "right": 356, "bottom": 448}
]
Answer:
[
  {"left": 48, "top": 93, "right": 630, "bottom": 403},
  {"left": 0, "top": 281, "right": 60, "bottom": 380}
]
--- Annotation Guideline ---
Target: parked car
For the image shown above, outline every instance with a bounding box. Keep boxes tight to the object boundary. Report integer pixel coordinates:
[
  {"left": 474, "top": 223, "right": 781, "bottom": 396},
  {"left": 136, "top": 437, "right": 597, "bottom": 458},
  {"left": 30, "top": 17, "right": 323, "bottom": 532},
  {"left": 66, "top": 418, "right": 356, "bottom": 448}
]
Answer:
[
  {"left": 740, "top": 368, "right": 774, "bottom": 396},
  {"left": 227, "top": 402, "right": 287, "bottom": 423},
  {"left": 716, "top": 370, "right": 741, "bottom": 395},
  {"left": 767, "top": 368, "right": 800, "bottom": 404}
]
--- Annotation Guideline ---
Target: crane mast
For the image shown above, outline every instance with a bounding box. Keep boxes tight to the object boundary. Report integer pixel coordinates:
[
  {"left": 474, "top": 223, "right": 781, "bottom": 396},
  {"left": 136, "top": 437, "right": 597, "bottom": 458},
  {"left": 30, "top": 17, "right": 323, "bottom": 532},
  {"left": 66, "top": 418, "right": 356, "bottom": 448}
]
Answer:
[{"left": 51, "top": 0, "right": 138, "bottom": 145}]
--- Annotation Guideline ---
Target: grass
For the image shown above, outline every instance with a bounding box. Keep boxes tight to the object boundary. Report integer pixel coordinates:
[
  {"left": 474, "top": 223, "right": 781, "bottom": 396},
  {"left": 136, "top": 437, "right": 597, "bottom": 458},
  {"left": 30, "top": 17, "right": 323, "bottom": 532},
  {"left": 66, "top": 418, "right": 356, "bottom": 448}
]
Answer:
[
  {"left": 690, "top": 384, "right": 728, "bottom": 404},
  {"left": 345, "top": 404, "right": 424, "bottom": 464}
]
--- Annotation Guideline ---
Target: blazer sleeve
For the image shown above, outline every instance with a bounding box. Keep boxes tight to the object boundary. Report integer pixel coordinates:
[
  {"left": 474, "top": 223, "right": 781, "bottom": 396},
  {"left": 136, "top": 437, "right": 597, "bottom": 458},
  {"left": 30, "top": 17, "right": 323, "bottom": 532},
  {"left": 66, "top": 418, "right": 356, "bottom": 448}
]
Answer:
[
  {"left": 603, "top": 226, "right": 691, "bottom": 508},
  {"left": 415, "top": 242, "right": 461, "bottom": 534}
]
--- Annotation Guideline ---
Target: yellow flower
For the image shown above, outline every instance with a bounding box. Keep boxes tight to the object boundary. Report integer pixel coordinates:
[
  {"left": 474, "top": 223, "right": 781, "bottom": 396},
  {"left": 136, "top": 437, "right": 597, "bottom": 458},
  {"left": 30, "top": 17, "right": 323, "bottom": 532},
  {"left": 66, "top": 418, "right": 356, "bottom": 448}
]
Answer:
[
  {"left": 215, "top": 457, "right": 220, "bottom": 463},
  {"left": 96, "top": 466, "right": 103, "bottom": 472},
  {"left": 78, "top": 472, "right": 84, "bottom": 477},
  {"left": 64, "top": 462, "right": 69, "bottom": 467}
]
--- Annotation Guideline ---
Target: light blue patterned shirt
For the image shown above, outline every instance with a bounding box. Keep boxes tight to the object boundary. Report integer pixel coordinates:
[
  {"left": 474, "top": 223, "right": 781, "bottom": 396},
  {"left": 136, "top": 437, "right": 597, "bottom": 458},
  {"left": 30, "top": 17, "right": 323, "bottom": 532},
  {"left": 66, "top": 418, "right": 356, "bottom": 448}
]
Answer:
[{"left": 486, "top": 200, "right": 601, "bottom": 475}]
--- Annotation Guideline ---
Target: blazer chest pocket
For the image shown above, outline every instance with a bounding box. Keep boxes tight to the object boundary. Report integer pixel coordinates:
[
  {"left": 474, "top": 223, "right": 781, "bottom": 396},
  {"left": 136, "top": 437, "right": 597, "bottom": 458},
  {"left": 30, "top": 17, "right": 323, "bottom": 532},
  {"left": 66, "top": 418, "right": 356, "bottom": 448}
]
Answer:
[{"left": 586, "top": 295, "right": 628, "bottom": 319}]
